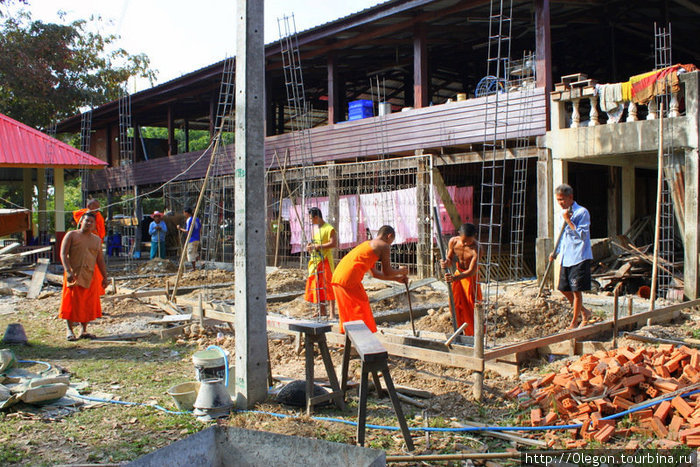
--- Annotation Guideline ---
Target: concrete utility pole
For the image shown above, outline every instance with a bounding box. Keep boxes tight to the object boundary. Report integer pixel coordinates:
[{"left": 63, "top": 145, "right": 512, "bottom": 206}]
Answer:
[{"left": 234, "top": 0, "right": 268, "bottom": 408}]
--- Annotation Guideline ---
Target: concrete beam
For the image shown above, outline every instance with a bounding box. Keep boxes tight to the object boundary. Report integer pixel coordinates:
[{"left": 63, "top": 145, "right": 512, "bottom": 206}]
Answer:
[
  {"left": 684, "top": 72, "right": 699, "bottom": 299},
  {"left": 536, "top": 148, "right": 553, "bottom": 279},
  {"left": 234, "top": 0, "right": 268, "bottom": 408}
]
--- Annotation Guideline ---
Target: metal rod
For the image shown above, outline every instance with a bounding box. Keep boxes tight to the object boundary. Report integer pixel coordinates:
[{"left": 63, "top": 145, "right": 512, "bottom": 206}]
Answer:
[
  {"left": 537, "top": 207, "right": 571, "bottom": 298},
  {"left": 650, "top": 102, "right": 664, "bottom": 310}
]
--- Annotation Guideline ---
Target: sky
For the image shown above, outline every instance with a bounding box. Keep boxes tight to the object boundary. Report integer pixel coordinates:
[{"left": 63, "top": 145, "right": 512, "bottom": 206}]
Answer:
[{"left": 6, "top": 0, "right": 384, "bottom": 90}]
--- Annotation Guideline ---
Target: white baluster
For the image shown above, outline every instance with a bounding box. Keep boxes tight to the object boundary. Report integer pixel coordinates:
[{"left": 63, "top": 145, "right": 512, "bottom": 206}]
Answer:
[
  {"left": 571, "top": 99, "right": 581, "bottom": 128},
  {"left": 589, "top": 96, "right": 600, "bottom": 126},
  {"left": 628, "top": 102, "right": 638, "bottom": 122},
  {"left": 647, "top": 99, "right": 657, "bottom": 120},
  {"left": 669, "top": 92, "right": 680, "bottom": 117}
]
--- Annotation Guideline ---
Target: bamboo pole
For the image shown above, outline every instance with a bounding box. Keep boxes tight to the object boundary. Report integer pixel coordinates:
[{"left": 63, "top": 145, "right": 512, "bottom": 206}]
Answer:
[
  {"left": 170, "top": 139, "right": 220, "bottom": 301},
  {"left": 650, "top": 102, "right": 664, "bottom": 311}
]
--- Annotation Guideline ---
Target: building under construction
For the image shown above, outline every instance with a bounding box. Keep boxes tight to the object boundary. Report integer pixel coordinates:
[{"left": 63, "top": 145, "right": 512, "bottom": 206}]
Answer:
[{"left": 54, "top": 0, "right": 700, "bottom": 300}]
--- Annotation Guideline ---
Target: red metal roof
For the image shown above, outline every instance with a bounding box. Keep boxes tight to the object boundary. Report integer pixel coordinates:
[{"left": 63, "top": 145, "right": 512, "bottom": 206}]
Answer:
[{"left": 0, "top": 113, "right": 107, "bottom": 168}]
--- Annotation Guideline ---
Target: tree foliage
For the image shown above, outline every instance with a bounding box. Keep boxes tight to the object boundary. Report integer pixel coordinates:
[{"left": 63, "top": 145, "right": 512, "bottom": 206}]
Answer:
[{"left": 0, "top": 9, "right": 157, "bottom": 129}]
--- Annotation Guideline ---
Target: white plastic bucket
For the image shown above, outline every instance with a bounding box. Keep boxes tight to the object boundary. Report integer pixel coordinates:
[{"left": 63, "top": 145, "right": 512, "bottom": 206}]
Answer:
[{"left": 193, "top": 349, "right": 227, "bottom": 383}]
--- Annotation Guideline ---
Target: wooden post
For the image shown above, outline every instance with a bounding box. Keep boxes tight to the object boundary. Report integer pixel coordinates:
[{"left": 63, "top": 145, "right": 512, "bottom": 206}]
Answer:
[
  {"left": 413, "top": 22, "right": 428, "bottom": 109},
  {"left": 473, "top": 303, "right": 485, "bottom": 400},
  {"left": 37, "top": 168, "right": 47, "bottom": 242},
  {"left": 613, "top": 283, "right": 621, "bottom": 347},
  {"left": 650, "top": 103, "right": 664, "bottom": 310},
  {"left": 167, "top": 104, "right": 176, "bottom": 156},
  {"left": 327, "top": 161, "right": 340, "bottom": 267},
  {"left": 327, "top": 54, "right": 341, "bottom": 124},
  {"left": 234, "top": 0, "right": 268, "bottom": 408},
  {"left": 416, "top": 157, "right": 431, "bottom": 278}
]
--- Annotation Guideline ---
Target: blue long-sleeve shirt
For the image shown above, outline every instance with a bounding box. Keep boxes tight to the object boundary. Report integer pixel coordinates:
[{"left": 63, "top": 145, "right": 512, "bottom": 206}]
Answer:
[
  {"left": 556, "top": 201, "right": 593, "bottom": 267},
  {"left": 149, "top": 220, "right": 167, "bottom": 242}
]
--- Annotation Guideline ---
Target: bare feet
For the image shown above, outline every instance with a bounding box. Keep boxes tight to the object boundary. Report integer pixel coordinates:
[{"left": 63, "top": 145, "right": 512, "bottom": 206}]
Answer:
[{"left": 578, "top": 308, "right": 592, "bottom": 328}]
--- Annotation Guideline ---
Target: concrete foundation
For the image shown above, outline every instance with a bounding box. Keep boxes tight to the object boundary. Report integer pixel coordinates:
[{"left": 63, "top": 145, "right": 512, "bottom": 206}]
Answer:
[{"left": 128, "top": 426, "right": 386, "bottom": 467}]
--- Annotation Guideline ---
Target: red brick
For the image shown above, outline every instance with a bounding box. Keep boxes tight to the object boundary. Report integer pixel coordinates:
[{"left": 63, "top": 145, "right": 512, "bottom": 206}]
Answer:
[
  {"left": 612, "top": 396, "right": 634, "bottom": 410},
  {"left": 686, "top": 435, "right": 700, "bottom": 447},
  {"left": 655, "top": 380, "right": 680, "bottom": 392},
  {"left": 658, "top": 344, "right": 675, "bottom": 353},
  {"left": 631, "top": 409, "right": 653, "bottom": 421},
  {"left": 690, "top": 352, "right": 700, "bottom": 369},
  {"left": 611, "top": 387, "right": 634, "bottom": 399},
  {"left": 655, "top": 365, "right": 671, "bottom": 378},
  {"left": 650, "top": 416, "right": 669, "bottom": 438},
  {"left": 646, "top": 386, "right": 660, "bottom": 398},
  {"left": 594, "top": 425, "right": 616, "bottom": 443},
  {"left": 539, "top": 372, "right": 556, "bottom": 386},
  {"left": 654, "top": 400, "right": 672, "bottom": 422},
  {"left": 624, "top": 439, "right": 639, "bottom": 450},
  {"left": 544, "top": 411, "right": 557, "bottom": 425},
  {"left": 589, "top": 374, "right": 604, "bottom": 386},
  {"left": 679, "top": 425, "right": 700, "bottom": 441},
  {"left": 622, "top": 373, "right": 645, "bottom": 387},
  {"left": 530, "top": 408, "right": 542, "bottom": 427},
  {"left": 552, "top": 375, "right": 571, "bottom": 387},
  {"left": 672, "top": 396, "right": 694, "bottom": 419},
  {"left": 669, "top": 415, "right": 683, "bottom": 440}
]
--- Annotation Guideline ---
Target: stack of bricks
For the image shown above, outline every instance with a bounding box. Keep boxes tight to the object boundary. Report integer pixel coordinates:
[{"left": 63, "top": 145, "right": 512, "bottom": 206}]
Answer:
[{"left": 506, "top": 344, "right": 700, "bottom": 447}]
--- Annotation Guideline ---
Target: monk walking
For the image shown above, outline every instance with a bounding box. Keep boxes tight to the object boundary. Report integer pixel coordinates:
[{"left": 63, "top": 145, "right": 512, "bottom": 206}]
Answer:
[
  {"left": 441, "top": 223, "right": 482, "bottom": 336},
  {"left": 304, "top": 207, "right": 337, "bottom": 318},
  {"left": 59, "top": 212, "right": 108, "bottom": 340},
  {"left": 331, "top": 225, "right": 408, "bottom": 333}
]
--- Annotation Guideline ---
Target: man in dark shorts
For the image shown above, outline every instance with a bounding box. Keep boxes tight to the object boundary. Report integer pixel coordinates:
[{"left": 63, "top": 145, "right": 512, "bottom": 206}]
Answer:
[{"left": 549, "top": 184, "right": 593, "bottom": 329}]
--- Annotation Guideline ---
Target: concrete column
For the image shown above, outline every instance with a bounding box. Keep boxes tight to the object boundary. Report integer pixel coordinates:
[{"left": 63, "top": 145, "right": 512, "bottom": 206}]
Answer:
[
  {"left": 535, "top": 148, "right": 553, "bottom": 279},
  {"left": 621, "top": 165, "right": 635, "bottom": 234},
  {"left": 54, "top": 168, "right": 65, "bottom": 232},
  {"left": 22, "top": 168, "right": 34, "bottom": 242},
  {"left": 607, "top": 166, "right": 619, "bottom": 236},
  {"left": 133, "top": 186, "right": 143, "bottom": 258},
  {"left": 37, "top": 168, "right": 47, "bottom": 242},
  {"left": 416, "top": 156, "right": 431, "bottom": 278},
  {"left": 234, "top": 0, "right": 268, "bottom": 408},
  {"left": 327, "top": 162, "right": 340, "bottom": 266},
  {"left": 685, "top": 148, "right": 699, "bottom": 299},
  {"left": 683, "top": 72, "right": 699, "bottom": 299}
]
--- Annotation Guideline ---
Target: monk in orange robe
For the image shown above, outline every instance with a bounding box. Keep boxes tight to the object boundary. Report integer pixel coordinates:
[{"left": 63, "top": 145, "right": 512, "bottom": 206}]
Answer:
[
  {"left": 73, "top": 199, "right": 106, "bottom": 294},
  {"left": 441, "top": 223, "right": 482, "bottom": 336},
  {"left": 331, "top": 225, "right": 408, "bottom": 333},
  {"left": 73, "top": 199, "right": 106, "bottom": 240},
  {"left": 59, "top": 212, "right": 108, "bottom": 340},
  {"left": 304, "top": 207, "right": 337, "bottom": 318}
]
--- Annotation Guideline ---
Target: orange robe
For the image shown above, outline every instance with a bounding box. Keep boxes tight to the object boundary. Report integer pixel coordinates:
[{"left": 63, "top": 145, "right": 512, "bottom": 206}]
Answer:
[
  {"left": 305, "top": 258, "right": 335, "bottom": 303},
  {"left": 331, "top": 241, "right": 378, "bottom": 333},
  {"left": 452, "top": 265, "right": 482, "bottom": 336},
  {"left": 58, "top": 232, "right": 103, "bottom": 323},
  {"left": 72, "top": 209, "right": 106, "bottom": 294}
]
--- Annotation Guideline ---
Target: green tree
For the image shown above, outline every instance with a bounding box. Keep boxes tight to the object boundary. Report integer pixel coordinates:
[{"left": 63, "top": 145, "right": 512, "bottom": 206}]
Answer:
[{"left": 0, "top": 8, "right": 156, "bottom": 129}]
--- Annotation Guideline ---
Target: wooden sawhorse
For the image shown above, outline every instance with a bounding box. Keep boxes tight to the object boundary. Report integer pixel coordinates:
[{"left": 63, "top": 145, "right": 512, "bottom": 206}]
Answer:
[
  {"left": 288, "top": 321, "right": 345, "bottom": 415},
  {"left": 340, "top": 320, "right": 415, "bottom": 451}
]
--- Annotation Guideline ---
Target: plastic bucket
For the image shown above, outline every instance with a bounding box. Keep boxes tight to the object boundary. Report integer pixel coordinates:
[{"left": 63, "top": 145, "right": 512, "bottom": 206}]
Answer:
[
  {"left": 168, "top": 381, "right": 200, "bottom": 411},
  {"left": 193, "top": 349, "right": 230, "bottom": 383}
]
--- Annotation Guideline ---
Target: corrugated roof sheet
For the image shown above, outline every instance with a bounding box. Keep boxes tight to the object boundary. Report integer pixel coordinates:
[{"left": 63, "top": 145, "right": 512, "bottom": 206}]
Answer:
[{"left": 0, "top": 113, "right": 106, "bottom": 168}]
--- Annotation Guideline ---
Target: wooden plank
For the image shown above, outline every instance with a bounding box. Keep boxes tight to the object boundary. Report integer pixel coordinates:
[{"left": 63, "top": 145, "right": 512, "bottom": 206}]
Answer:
[
  {"left": 26, "top": 258, "right": 49, "bottom": 299},
  {"left": 369, "top": 277, "right": 436, "bottom": 302},
  {"left": 148, "top": 314, "right": 192, "bottom": 325},
  {"left": 0, "top": 242, "right": 20, "bottom": 255},
  {"left": 102, "top": 290, "right": 168, "bottom": 301},
  {"left": 457, "top": 421, "right": 547, "bottom": 447},
  {"left": 432, "top": 167, "right": 462, "bottom": 230},
  {"left": 343, "top": 320, "right": 388, "bottom": 362},
  {"left": 484, "top": 299, "right": 700, "bottom": 361}
]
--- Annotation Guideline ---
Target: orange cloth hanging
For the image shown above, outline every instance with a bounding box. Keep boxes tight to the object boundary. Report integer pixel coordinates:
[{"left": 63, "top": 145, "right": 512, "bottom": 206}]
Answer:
[{"left": 331, "top": 241, "right": 379, "bottom": 333}]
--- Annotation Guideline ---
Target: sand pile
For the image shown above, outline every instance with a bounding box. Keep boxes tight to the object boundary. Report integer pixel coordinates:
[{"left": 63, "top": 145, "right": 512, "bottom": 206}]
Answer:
[{"left": 138, "top": 258, "right": 178, "bottom": 274}]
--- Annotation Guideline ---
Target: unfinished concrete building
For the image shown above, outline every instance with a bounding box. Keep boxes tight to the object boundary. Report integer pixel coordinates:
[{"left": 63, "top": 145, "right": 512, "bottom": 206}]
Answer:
[{"left": 54, "top": 0, "right": 700, "bottom": 297}]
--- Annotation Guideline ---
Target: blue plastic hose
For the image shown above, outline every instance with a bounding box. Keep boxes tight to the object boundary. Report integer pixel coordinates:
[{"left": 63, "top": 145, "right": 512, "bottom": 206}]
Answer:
[
  {"left": 15, "top": 358, "right": 700, "bottom": 434},
  {"left": 206, "top": 345, "right": 229, "bottom": 387}
]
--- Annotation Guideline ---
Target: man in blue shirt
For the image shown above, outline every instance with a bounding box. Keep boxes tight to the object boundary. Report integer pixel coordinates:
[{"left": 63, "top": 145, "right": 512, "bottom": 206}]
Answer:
[
  {"left": 177, "top": 207, "right": 201, "bottom": 270},
  {"left": 549, "top": 184, "right": 593, "bottom": 329},
  {"left": 148, "top": 211, "right": 167, "bottom": 259}
]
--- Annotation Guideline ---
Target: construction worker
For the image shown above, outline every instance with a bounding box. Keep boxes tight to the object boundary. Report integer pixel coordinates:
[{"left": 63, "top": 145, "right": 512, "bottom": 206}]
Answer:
[
  {"left": 149, "top": 211, "right": 167, "bottom": 259},
  {"left": 549, "top": 183, "right": 593, "bottom": 329},
  {"left": 441, "top": 223, "right": 482, "bottom": 336},
  {"left": 331, "top": 225, "right": 408, "bottom": 333},
  {"left": 177, "top": 207, "right": 201, "bottom": 270},
  {"left": 304, "top": 207, "right": 337, "bottom": 318}
]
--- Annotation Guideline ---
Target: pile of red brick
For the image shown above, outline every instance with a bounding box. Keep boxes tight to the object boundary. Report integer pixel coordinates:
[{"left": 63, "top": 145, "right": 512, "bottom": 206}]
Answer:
[{"left": 507, "top": 344, "right": 700, "bottom": 448}]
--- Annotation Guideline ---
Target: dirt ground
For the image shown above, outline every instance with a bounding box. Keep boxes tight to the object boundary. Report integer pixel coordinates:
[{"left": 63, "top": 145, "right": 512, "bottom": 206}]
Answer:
[{"left": 1, "top": 266, "right": 697, "bottom": 464}]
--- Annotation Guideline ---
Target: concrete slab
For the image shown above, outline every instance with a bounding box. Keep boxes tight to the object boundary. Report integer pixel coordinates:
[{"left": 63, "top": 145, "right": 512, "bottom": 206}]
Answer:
[{"left": 128, "top": 425, "right": 386, "bottom": 467}]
